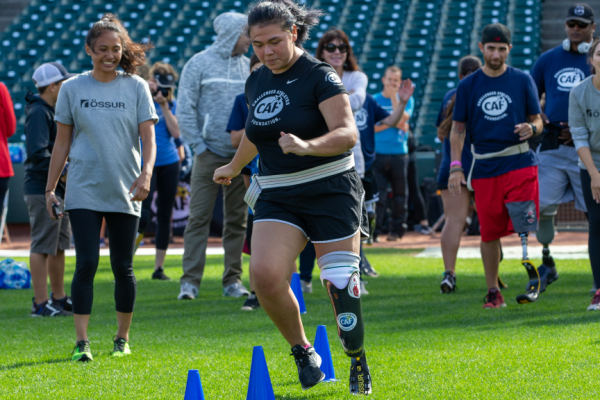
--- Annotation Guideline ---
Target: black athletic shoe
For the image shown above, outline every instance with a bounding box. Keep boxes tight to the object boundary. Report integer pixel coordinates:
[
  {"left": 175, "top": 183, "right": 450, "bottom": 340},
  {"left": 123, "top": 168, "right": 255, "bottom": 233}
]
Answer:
[
  {"left": 51, "top": 293, "right": 73, "bottom": 312},
  {"left": 152, "top": 267, "right": 171, "bottom": 280},
  {"left": 241, "top": 294, "right": 260, "bottom": 311},
  {"left": 440, "top": 271, "right": 456, "bottom": 293},
  {"left": 290, "top": 345, "right": 325, "bottom": 390},
  {"left": 360, "top": 259, "right": 379, "bottom": 278},
  {"left": 31, "top": 298, "right": 72, "bottom": 317},
  {"left": 538, "top": 264, "right": 559, "bottom": 294},
  {"left": 350, "top": 355, "right": 372, "bottom": 395}
]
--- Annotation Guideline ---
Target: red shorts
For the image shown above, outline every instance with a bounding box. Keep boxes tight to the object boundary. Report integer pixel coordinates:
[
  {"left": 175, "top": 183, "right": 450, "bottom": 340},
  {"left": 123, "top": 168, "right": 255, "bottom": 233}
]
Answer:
[{"left": 472, "top": 166, "right": 539, "bottom": 242}]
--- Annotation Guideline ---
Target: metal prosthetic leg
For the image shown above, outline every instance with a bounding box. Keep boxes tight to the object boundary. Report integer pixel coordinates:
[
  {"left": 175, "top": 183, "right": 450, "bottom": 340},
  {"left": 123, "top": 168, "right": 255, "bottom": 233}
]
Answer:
[{"left": 515, "top": 232, "right": 540, "bottom": 304}]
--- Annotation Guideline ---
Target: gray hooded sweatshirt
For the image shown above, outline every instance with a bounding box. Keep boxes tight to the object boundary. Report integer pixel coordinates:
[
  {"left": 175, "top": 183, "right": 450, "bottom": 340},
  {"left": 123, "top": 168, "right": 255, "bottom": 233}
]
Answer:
[{"left": 178, "top": 12, "right": 249, "bottom": 157}]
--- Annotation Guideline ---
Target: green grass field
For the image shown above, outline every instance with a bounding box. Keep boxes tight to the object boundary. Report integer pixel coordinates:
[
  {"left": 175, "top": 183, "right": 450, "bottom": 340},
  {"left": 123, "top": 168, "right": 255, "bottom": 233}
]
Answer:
[{"left": 1, "top": 249, "right": 599, "bottom": 399}]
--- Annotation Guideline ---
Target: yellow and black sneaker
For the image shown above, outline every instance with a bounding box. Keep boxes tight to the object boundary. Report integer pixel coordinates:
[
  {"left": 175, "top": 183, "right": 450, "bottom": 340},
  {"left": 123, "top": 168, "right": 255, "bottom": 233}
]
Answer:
[
  {"left": 350, "top": 355, "right": 372, "bottom": 395},
  {"left": 111, "top": 336, "right": 131, "bottom": 357},
  {"left": 72, "top": 340, "right": 93, "bottom": 362}
]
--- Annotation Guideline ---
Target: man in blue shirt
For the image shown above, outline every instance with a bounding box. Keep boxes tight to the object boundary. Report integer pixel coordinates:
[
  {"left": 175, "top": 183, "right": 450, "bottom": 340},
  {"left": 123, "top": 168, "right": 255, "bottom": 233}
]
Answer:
[
  {"left": 449, "top": 24, "right": 543, "bottom": 308},
  {"left": 373, "top": 66, "right": 415, "bottom": 241},
  {"left": 530, "top": 4, "right": 595, "bottom": 292}
]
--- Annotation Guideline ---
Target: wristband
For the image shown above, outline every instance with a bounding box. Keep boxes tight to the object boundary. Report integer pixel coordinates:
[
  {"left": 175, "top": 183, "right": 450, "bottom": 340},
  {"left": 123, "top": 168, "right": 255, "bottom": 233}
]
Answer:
[
  {"left": 449, "top": 167, "right": 464, "bottom": 174},
  {"left": 174, "top": 137, "right": 183, "bottom": 147},
  {"left": 450, "top": 161, "right": 462, "bottom": 168},
  {"left": 45, "top": 189, "right": 55, "bottom": 193}
]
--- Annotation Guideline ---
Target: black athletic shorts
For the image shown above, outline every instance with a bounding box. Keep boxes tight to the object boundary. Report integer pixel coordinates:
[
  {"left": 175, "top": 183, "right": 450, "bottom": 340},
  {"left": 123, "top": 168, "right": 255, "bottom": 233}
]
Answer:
[
  {"left": 361, "top": 167, "right": 378, "bottom": 203},
  {"left": 253, "top": 169, "right": 369, "bottom": 243}
]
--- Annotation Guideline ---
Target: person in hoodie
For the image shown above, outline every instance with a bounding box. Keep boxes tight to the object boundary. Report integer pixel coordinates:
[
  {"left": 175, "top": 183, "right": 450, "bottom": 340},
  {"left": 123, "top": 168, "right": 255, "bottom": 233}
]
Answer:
[
  {"left": 177, "top": 12, "right": 252, "bottom": 300},
  {"left": 24, "top": 62, "right": 74, "bottom": 317}
]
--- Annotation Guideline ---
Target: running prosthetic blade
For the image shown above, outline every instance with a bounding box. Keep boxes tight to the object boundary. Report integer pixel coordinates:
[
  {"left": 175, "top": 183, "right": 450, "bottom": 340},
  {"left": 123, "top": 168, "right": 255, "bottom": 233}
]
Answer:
[
  {"left": 350, "top": 355, "right": 372, "bottom": 395},
  {"left": 497, "top": 275, "right": 508, "bottom": 289},
  {"left": 516, "top": 259, "right": 540, "bottom": 304},
  {"left": 516, "top": 233, "right": 539, "bottom": 304}
]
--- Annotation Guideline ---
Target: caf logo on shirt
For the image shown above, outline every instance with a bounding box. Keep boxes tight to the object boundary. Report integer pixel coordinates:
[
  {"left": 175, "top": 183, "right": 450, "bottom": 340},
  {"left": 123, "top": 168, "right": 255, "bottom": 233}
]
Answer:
[
  {"left": 355, "top": 108, "right": 368, "bottom": 130},
  {"left": 477, "top": 91, "right": 512, "bottom": 121},
  {"left": 252, "top": 90, "right": 290, "bottom": 125},
  {"left": 526, "top": 210, "right": 535, "bottom": 224},
  {"left": 325, "top": 71, "right": 344, "bottom": 85},
  {"left": 554, "top": 68, "right": 585, "bottom": 92}
]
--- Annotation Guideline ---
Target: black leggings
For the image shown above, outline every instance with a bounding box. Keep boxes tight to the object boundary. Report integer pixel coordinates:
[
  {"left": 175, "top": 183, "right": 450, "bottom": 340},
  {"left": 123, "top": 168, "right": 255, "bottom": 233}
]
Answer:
[
  {"left": 139, "top": 161, "right": 180, "bottom": 250},
  {"left": 408, "top": 158, "right": 427, "bottom": 223},
  {"left": 70, "top": 209, "right": 139, "bottom": 314},
  {"left": 0, "top": 177, "right": 9, "bottom": 216},
  {"left": 581, "top": 169, "right": 600, "bottom": 287}
]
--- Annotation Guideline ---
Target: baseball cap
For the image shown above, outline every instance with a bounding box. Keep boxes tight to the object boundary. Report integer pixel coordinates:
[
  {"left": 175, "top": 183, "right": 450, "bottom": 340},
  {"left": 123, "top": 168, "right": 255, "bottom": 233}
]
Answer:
[
  {"left": 32, "top": 62, "right": 74, "bottom": 88},
  {"left": 567, "top": 3, "right": 594, "bottom": 23},
  {"left": 154, "top": 72, "right": 176, "bottom": 88},
  {"left": 481, "top": 23, "right": 511, "bottom": 45}
]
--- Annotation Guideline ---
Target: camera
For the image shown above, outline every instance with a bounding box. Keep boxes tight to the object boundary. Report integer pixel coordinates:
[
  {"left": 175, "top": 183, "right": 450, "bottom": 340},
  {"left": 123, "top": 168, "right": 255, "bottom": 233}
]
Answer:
[{"left": 152, "top": 87, "right": 170, "bottom": 97}]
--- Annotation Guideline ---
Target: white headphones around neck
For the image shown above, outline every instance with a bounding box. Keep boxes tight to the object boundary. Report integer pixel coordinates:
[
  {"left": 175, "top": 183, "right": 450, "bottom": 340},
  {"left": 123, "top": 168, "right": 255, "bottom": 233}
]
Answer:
[{"left": 563, "top": 38, "right": 593, "bottom": 53}]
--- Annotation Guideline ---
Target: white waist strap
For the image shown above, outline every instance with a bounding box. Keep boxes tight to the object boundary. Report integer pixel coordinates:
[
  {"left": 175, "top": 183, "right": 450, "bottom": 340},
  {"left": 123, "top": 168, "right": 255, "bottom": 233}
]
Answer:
[
  {"left": 467, "top": 142, "right": 529, "bottom": 191},
  {"left": 244, "top": 155, "right": 355, "bottom": 212}
]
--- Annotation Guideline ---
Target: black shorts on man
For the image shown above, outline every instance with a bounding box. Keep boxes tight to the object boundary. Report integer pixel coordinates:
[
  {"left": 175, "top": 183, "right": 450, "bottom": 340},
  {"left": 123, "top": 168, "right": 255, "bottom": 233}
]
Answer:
[{"left": 253, "top": 170, "right": 369, "bottom": 242}]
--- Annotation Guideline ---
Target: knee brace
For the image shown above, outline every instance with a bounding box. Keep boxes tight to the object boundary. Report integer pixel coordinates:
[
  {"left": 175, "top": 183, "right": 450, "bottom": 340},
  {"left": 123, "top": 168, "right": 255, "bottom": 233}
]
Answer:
[{"left": 318, "top": 252, "right": 365, "bottom": 357}]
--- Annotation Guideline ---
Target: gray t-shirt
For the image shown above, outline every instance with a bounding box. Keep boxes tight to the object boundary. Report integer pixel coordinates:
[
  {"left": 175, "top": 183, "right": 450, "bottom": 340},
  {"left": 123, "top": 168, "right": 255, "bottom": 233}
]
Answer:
[
  {"left": 55, "top": 71, "right": 158, "bottom": 216},
  {"left": 569, "top": 75, "right": 600, "bottom": 171}
]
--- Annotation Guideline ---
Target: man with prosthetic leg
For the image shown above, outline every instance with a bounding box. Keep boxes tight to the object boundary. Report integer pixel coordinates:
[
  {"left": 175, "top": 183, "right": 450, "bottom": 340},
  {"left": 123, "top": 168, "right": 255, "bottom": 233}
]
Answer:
[
  {"left": 530, "top": 4, "right": 595, "bottom": 293},
  {"left": 448, "top": 24, "right": 543, "bottom": 308}
]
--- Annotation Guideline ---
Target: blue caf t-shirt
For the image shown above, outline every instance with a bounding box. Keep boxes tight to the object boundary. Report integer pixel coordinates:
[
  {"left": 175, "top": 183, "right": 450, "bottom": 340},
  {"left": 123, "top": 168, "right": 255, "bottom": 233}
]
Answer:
[
  {"left": 154, "top": 100, "right": 180, "bottom": 167},
  {"left": 355, "top": 94, "right": 389, "bottom": 170},
  {"left": 227, "top": 93, "right": 248, "bottom": 133},
  {"left": 435, "top": 88, "right": 473, "bottom": 187},
  {"left": 373, "top": 93, "right": 415, "bottom": 155},
  {"left": 453, "top": 67, "right": 541, "bottom": 179},
  {"left": 531, "top": 45, "right": 591, "bottom": 127}
]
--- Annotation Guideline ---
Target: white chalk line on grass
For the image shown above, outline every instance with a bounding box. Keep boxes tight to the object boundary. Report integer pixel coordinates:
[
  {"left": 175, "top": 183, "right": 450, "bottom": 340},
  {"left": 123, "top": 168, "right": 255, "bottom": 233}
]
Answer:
[
  {"left": 416, "top": 245, "right": 589, "bottom": 259},
  {"left": 0, "top": 247, "right": 225, "bottom": 258}
]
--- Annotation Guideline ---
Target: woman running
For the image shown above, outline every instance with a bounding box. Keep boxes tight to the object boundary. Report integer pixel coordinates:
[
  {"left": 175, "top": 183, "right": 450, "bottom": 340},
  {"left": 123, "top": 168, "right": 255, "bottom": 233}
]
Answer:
[
  {"left": 570, "top": 38, "right": 600, "bottom": 310},
  {"left": 436, "top": 55, "right": 481, "bottom": 293},
  {"left": 45, "top": 14, "right": 158, "bottom": 361},
  {"left": 137, "top": 61, "right": 182, "bottom": 281},
  {"left": 214, "top": 0, "right": 372, "bottom": 394}
]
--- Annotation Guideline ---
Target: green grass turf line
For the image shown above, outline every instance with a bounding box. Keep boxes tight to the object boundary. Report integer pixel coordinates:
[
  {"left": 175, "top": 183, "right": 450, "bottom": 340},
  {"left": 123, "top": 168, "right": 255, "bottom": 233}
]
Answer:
[{"left": 0, "top": 249, "right": 599, "bottom": 399}]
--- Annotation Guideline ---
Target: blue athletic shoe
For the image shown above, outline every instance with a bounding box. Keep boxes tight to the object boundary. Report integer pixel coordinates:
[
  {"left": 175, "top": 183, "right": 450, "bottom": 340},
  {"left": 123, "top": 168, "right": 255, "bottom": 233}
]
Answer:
[{"left": 538, "top": 264, "right": 559, "bottom": 294}]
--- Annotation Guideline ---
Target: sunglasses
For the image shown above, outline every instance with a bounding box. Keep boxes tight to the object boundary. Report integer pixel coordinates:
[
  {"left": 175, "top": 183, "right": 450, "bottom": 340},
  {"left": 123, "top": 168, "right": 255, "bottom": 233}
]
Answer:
[
  {"left": 567, "top": 20, "right": 591, "bottom": 29},
  {"left": 324, "top": 43, "right": 349, "bottom": 53}
]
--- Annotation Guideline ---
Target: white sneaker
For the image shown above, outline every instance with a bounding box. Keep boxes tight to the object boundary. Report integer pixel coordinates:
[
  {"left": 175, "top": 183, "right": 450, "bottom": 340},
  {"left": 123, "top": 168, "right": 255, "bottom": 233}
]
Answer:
[
  {"left": 223, "top": 282, "right": 250, "bottom": 298},
  {"left": 360, "top": 281, "right": 369, "bottom": 295},
  {"left": 177, "top": 282, "right": 198, "bottom": 300},
  {"left": 301, "top": 280, "right": 313, "bottom": 294}
]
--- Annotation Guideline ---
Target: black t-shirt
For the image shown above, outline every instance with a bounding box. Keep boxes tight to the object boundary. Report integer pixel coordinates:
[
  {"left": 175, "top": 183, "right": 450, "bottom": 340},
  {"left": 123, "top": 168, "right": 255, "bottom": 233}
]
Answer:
[{"left": 245, "top": 52, "right": 349, "bottom": 176}]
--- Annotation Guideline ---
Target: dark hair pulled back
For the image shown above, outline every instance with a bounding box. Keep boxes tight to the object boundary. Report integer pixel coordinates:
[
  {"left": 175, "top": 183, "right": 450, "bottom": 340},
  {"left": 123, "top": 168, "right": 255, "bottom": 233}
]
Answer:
[
  {"left": 246, "top": 0, "right": 323, "bottom": 48},
  {"left": 458, "top": 55, "right": 482, "bottom": 77},
  {"left": 85, "top": 13, "right": 153, "bottom": 75}
]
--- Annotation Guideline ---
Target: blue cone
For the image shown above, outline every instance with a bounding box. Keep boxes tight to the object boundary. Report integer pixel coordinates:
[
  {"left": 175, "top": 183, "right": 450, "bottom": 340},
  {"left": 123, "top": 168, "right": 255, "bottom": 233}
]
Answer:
[
  {"left": 246, "top": 346, "right": 275, "bottom": 400},
  {"left": 313, "top": 325, "right": 337, "bottom": 382},
  {"left": 290, "top": 272, "right": 307, "bottom": 314},
  {"left": 184, "top": 370, "right": 205, "bottom": 400}
]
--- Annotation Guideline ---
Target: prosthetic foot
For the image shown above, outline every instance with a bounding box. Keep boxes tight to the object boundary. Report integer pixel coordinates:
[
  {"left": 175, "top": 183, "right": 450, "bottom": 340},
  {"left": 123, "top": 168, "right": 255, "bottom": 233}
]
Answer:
[
  {"left": 350, "top": 354, "right": 372, "bottom": 395},
  {"left": 516, "top": 233, "right": 540, "bottom": 304},
  {"left": 538, "top": 247, "right": 559, "bottom": 293}
]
